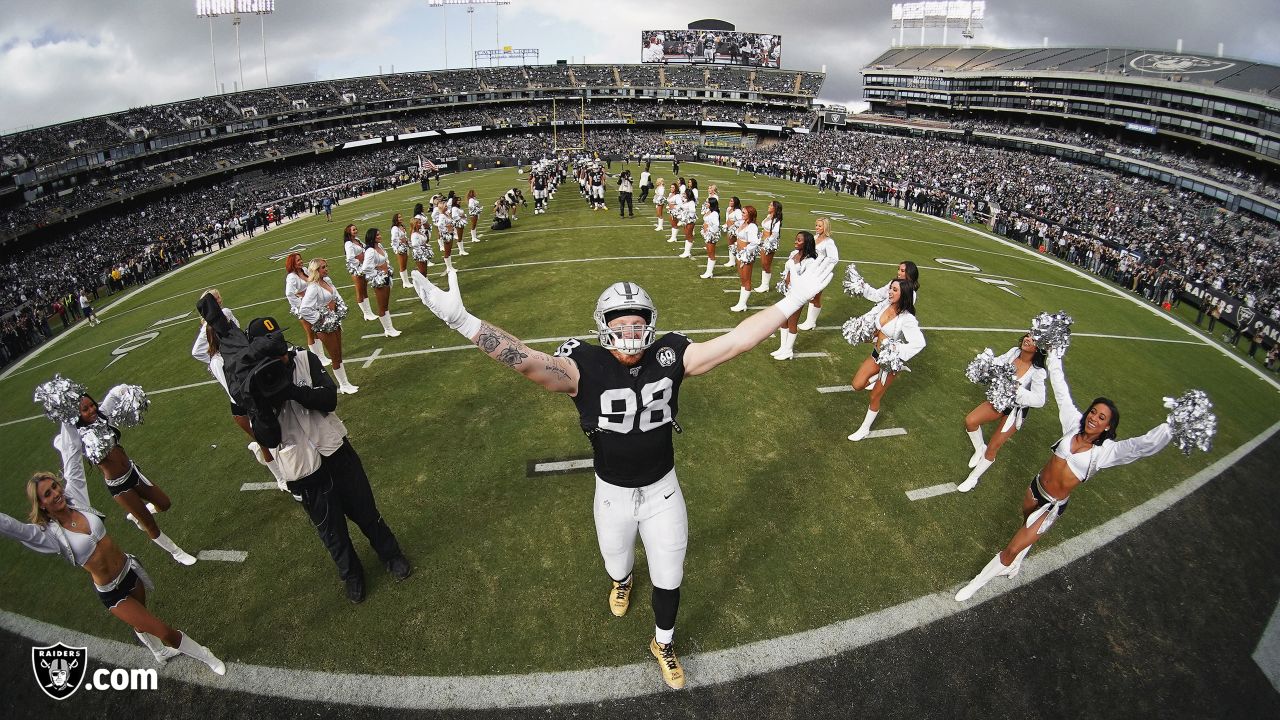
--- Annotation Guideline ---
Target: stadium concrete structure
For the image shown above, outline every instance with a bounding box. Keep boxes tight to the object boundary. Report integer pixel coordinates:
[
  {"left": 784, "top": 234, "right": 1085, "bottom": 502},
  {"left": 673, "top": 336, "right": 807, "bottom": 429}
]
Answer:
[
  {"left": 860, "top": 46, "right": 1280, "bottom": 221},
  {"left": 0, "top": 64, "right": 822, "bottom": 244}
]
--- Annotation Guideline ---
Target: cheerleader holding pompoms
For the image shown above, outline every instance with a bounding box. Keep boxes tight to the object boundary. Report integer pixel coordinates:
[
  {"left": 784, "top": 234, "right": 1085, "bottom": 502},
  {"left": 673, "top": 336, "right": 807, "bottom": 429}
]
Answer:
[
  {"left": 754, "top": 200, "right": 783, "bottom": 293},
  {"left": 721, "top": 196, "right": 744, "bottom": 268},
  {"left": 652, "top": 178, "right": 667, "bottom": 232},
  {"left": 299, "top": 258, "right": 358, "bottom": 394},
  {"left": 692, "top": 197, "right": 721, "bottom": 267},
  {"left": 450, "top": 197, "right": 470, "bottom": 256},
  {"left": 729, "top": 205, "right": 761, "bottom": 312},
  {"left": 284, "top": 253, "right": 332, "bottom": 365},
  {"left": 958, "top": 335, "right": 1047, "bottom": 492},
  {"left": 342, "top": 224, "right": 377, "bottom": 321},
  {"left": 666, "top": 181, "right": 683, "bottom": 243},
  {"left": 845, "top": 278, "right": 925, "bottom": 441},
  {"left": 409, "top": 217, "right": 434, "bottom": 274},
  {"left": 1, "top": 421, "right": 224, "bottom": 673},
  {"left": 466, "top": 189, "right": 482, "bottom": 243},
  {"left": 954, "top": 345, "right": 1215, "bottom": 601},
  {"left": 389, "top": 213, "right": 411, "bottom": 289},
  {"left": 360, "top": 228, "right": 402, "bottom": 338},
  {"left": 435, "top": 200, "right": 460, "bottom": 270},
  {"left": 798, "top": 217, "right": 840, "bottom": 330},
  {"left": 33, "top": 377, "right": 198, "bottom": 565},
  {"left": 678, "top": 190, "right": 699, "bottom": 257},
  {"left": 859, "top": 260, "right": 920, "bottom": 305},
  {"left": 771, "top": 231, "right": 819, "bottom": 360}
]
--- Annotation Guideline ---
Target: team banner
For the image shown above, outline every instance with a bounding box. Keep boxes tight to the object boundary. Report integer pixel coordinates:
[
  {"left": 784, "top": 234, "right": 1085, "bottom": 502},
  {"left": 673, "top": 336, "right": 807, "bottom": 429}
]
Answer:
[
  {"left": 641, "top": 30, "right": 780, "bottom": 68},
  {"left": 1181, "top": 279, "right": 1279, "bottom": 346}
]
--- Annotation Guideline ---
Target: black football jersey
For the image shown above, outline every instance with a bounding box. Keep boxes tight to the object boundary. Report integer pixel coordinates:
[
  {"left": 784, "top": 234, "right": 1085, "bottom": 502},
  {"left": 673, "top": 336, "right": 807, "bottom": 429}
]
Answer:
[{"left": 557, "top": 333, "right": 691, "bottom": 487}]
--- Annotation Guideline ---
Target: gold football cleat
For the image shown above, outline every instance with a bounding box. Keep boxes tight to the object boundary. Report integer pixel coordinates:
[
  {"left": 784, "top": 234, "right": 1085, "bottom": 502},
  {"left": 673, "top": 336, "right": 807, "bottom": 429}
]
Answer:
[
  {"left": 649, "top": 638, "right": 686, "bottom": 690},
  {"left": 608, "top": 577, "right": 632, "bottom": 617}
]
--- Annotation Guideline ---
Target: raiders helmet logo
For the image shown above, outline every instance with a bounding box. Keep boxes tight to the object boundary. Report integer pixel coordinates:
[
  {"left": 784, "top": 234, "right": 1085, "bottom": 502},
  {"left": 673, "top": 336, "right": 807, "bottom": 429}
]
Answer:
[
  {"left": 1237, "top": 306, "right": 1256, "bottom": 327},
  {"left": 657, "top": 347, "right": 677, "bottom": 367},
  {"left": 32, "top": 643, "right": 88, "bottom": 700},
  {"left": 1129, "top": 54, "right": 1235, "bottom": 74}
]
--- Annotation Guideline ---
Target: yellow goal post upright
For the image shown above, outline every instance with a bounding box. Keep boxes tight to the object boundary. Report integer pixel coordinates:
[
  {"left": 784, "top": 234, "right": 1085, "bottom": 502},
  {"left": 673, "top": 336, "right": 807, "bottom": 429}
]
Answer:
[{"left": 552, "top": 95, "right": 586, "bottom": 153}]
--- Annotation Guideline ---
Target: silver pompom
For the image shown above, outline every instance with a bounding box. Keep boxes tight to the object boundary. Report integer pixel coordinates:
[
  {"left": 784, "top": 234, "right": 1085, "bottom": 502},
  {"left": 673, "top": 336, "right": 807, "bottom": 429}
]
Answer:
[
  {"left": 761, "top": 237, "right": 779, "bottom": 254},
  {"left": 775, "top": 279, "right": 789, "bottom": 295},
  {"left": 345, "top": 257, "right": 362, "bottom": 275},
  {"left": 842, "top": 315, "right": 877, "bottom": 345},
  {"left": 877, "top": 338, "right": 910, "bottom": 374},
  {"left": 701, "top": 227, "right": 720, "bottom": 243},
  {"left": 1163, "top": 390, "right": 1217, "bottom": 455},
  {"left": 842, "top": 263, "right": 868, "bottom": 297},
  {"left": 34, "top": 374, "right": 87, "bottom": 423},
  {"left": 984, "top": 362, "right": 1019, "bottom": 411},
  {"left": 737, "top": 244, "right": 759, "bottom": 264},
  {"left": 411, "top": 243, "right": 435, "bottom": 263},
  {"left": 964, "top": 348, "right": 998, "bottom": 385},
  {"left": 107, "top": 384, "right": 149, "bottom": 427},
  {"left": 367, "top": 270, "right": 392, "bottom": 288},
  {"left": 1031, "top": 311, "right": 1074, "bottom": 351},
  {"left": 391, "top": 238, "right": 408, "bottom": 255},
  {"left": 79, "top": 420, "right": 117, "bottom": 464},
  {"left": 315, "top": 297, "right": 348, "bottom": 334}
]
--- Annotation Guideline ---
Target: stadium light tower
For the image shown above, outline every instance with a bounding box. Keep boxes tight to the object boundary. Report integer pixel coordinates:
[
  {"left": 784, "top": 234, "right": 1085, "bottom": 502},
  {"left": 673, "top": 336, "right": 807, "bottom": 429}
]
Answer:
[
  {"left": 891, "top": 2, "right": 985, "bottom": 46},
  {"left": 428, "top": 0, "right": 512, "bottom": 69},
  {"left": 195, "top": 1, "right": 276, "bottom": 93}
]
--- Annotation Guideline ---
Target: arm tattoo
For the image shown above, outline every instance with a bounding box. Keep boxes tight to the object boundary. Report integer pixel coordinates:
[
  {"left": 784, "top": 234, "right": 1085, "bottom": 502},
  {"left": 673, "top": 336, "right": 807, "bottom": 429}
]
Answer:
[
  {"left": 544, "top": 363, "right": 570, "bottom": 381},
  {"left": 497, "top": 346, "right": 528, "bottom": 367},
  {"left": 477, "top": 325, "right": 502, "bottom": 353}
]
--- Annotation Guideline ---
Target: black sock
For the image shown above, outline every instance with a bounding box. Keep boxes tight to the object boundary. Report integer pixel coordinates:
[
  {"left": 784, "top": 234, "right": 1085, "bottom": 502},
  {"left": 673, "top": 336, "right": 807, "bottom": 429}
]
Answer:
[{"left": 652, "top": 586, "right": 680, "bottom": 632}]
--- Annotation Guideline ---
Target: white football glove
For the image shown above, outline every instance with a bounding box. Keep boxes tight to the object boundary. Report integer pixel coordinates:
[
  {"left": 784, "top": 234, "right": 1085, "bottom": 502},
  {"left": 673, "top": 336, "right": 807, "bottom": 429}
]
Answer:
[
  {"left": 411, "top": 269, "right": 482, "bottom": 339},
  {"left": 775, "top": 255, "right": 837, "bottom": 318}
]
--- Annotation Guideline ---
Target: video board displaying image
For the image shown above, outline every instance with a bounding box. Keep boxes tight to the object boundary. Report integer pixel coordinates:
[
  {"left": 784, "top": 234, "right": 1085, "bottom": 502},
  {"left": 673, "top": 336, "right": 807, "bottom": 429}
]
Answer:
[{"left": 641, "top": 30, "right": 781, "bottom": 68}]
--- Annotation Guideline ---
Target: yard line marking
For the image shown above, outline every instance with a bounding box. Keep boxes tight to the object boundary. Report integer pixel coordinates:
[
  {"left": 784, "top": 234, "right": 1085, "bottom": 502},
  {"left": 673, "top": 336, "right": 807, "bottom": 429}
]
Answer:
[
  {"left": 906, "top": 483, "right": 959, "bottom": 501},
  {"left": 864, "top": 428, "right": 908, "bottom": 439},
  {"left": 196, "top": 550, "right": 248, "bottom": 563},
  {"left": 793, "top": 352, "right": 829, "bottom": 358},
  {"left": 1253, "top": 597, "right": 1280, "bottom": 695},
  {"left": 0, "top": 413, "right": 44, "bottom": 428},
  {"left": 817, "top": 385, "right": 853, "bottom": 393},
  {"left": 389, "top": 311, "right": 412, "bottom": 318},
  {"left": 362, "top": 348, "right": 383, "bottom": 369},
  {"left": 534, "top": 459, "right": 594, "bottom": 472},
  {"left": 152, "top": 312, "right": 191, "bottom": 326},
  {"left": 240, "top": 482, "right": 277, "bottom": 492}
]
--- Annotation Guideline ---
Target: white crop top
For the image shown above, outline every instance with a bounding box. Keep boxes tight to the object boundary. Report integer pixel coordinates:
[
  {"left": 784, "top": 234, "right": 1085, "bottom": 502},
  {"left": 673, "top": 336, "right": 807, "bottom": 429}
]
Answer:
[{"left": 0, "top": 424, "right": 106, "bottom": 566}]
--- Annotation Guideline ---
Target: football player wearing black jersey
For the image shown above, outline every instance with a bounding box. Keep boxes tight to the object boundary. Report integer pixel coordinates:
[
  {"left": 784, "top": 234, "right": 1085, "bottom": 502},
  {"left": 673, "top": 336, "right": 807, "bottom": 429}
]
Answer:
[{"left": 410, "top": 259, "right": 836, "bottom": 690}]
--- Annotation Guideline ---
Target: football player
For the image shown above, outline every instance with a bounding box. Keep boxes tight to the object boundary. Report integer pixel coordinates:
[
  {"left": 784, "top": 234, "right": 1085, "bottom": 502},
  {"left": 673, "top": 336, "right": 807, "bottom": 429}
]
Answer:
[{"left": 410, "top": 259, "right": 837, "bottom": 689}]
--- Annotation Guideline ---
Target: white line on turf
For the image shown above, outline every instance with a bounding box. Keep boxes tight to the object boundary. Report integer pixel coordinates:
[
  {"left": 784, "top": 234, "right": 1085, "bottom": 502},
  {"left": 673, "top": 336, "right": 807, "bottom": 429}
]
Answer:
[
  {"left": 906, "top": 483, "right": 959, "bottom": 501},
  {"left": 389, "top": 311, "right": 412, "bottom": 318},
  {"left": 793, "top": 352, "right": 829, "bottom": 358},
  {"left": 362, "top": 348, "right": 383, "bottom": 369},
  {"left": 817, "top": 385, "right": 853, "bottom": 393},
  {"left": 533, "top": 459, "right": 595, "bottom": 472},
  {"left": 196, "top": 550, "right": 248, "bottom": 562},
  {"left": 863, "top": 428, "right": 907, "bottom": 439},
  {"left": 4, "top": 418, "right": 1273, "bottom": 709},
  {"left": 240, "top": 482, "right": 277, "bottom": 492},
  {"left": 1252, "top": 597, "right": 1280, "bottom": 694}
]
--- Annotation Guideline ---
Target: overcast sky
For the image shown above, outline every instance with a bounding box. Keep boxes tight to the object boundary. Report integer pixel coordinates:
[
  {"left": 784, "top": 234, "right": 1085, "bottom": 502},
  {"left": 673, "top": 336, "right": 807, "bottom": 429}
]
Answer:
[{"left": 2, "top": 0, "right": 1278, "bottom": 132}]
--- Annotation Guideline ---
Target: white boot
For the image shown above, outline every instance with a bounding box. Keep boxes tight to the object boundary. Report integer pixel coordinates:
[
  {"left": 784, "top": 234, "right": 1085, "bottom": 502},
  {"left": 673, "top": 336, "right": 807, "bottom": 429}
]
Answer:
[
  {"left": 399, "top": 270, "right": 411, "bottom": 289},
  {"left": 1008, "top": 544, "right": 1034, "bottom": 578},
  {"left": 730, "top": 288, "right": 750, "bottom": 312},
  {"left": 955, "top": 553, "right": 1013, "bottom": 602},
  {"left": 669, "top": 227, "right": 678, "bottom": 242},
  {"left": 848, "top": 409, "right": 878, "bottom": 441},
  {"left": 437, "top": 238, "right": 445, "bottom": 252},
  {"left": 678, "top": 241, "right": 692, "bottom": 258},
  {"left": 177, "top": 633, "right": 226, "bottom": 676},
  {"left": 770, "top": 329, "right": 789, "bottom": 358},
  {"left": 135, "top": 631, "right": 180, "bottom": 664},
  {"left": 958, "top": 457, "right": 993, "bottom": 493},
  {"left": 457, "top": 241, "right": 469, "bottom": 256},
  {"left": 797, "top": 304, "right": 821, "bottom": 330},
  {"left": 754, "top": 270, "right": 772, "bottom": 293},
  {"left": 966, "top": 429, "right": 986, "bottom": 468},
  {"left": 471, "top": 229, "right": 478, "bottom": 242},
  {"left": 333, "top": 365, "right": 359, "bottom": 394},
  {"left": 700, "top": 259, "right": 715, "bottom": 279},
  {"left": 444, "top": 255, "right": 454, "bottom": 272},
  {"left": 152, "top": 533, "right": 197, "bottom": 566},
  {"left": 773, "top": 330, "right": 795, "bottom": 360},
  {"left": 378, "top": 313, "right": 402, "bottom": 338},
  {"left": 721, "top": 255, "right": 736, "bottom": 268},
  {"left": 357, "top": 298, "right": 376, "bottom": 321},
  {"left": 309, "top": 340, "right": 332, "bottom": 367}
]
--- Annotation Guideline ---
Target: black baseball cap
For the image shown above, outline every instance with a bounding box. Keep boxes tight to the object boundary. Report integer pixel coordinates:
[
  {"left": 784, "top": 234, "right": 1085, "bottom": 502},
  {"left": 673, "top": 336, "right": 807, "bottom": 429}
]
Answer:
[{"left": 246, "top": 317, "right": 286, "bottom": 338}]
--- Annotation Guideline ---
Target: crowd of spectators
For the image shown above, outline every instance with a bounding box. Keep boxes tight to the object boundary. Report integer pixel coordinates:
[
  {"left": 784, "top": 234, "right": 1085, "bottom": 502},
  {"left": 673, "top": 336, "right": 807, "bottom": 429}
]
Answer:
[{"left": 733, "top": 128, "right": 1280, "bottom": 327}]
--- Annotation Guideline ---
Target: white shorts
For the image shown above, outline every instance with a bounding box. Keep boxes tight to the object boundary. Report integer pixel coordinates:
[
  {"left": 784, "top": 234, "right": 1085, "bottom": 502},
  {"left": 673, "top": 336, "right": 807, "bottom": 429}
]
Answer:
[{"left": 593, "top": 469, "right": 688, "bottom": 589}]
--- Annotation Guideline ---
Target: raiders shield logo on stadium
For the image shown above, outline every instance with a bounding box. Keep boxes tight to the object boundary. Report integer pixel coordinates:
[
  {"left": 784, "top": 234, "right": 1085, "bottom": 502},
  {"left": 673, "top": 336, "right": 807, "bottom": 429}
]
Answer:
[
  {"left": 32, "top": 642, "right": 88, "bottom": 700},
  {"left": 1129, "top": 54, "right": 1235, "bottom": 74},
  {"left": 657, "top": 347, "right": 677, "bottom": 367},
  {"left": 1237, "top": 306, "right": 1256, "bottom": 328}
]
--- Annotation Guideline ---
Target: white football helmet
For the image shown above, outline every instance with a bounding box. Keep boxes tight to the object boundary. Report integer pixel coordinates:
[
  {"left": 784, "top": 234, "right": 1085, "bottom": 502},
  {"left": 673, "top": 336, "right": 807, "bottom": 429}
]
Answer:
[{"left": 594, "top": 282, "right": 658, "bottom": 355}]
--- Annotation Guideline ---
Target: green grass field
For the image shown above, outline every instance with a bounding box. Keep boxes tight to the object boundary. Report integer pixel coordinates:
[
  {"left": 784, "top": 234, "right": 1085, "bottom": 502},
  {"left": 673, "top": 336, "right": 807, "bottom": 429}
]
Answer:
[{"left": 2, "top": 162, "right": 1277, "bottom": 676}]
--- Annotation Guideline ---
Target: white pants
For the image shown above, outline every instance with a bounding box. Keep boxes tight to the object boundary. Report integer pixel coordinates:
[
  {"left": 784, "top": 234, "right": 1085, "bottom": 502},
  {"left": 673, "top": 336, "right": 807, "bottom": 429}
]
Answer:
[{"left": 593, "top": 469, "right": 688, "bottom": 590}]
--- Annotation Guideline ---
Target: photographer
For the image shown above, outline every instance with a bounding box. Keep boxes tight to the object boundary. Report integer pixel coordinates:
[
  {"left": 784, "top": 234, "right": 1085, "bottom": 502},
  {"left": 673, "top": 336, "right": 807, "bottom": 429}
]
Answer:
[
  {"left": 197, "top": 298, "right": 411, "bottom": 603},
  {"left": 617, "top": 170, "right": 634, "bottom": 218}
]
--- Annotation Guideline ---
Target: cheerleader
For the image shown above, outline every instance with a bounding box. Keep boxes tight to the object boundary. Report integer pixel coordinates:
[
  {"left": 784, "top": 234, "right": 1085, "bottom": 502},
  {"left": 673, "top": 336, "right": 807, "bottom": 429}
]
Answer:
[
  {"left": 409, "top": 217, "right": 434, "bottom": 274},
  {"left": 729, "top": 205, "right": 761, "bottom": 312},
  {"left": 721, "top": 197, "right": 744, "bottom": 268},
  {"left": 389, "top": 213, "right": 411, "bottom": 289},
  {"left": 342, "top": 224, "right": 377, "bottom": 321},
  {"left": 1, "top": 425, "right": 225, "bottom": 674},
  {"left": 299, "top": 258, "right": 358, "bottom": 394},
  {"left": 652, "top": 178, "right": 667, "bottom": 232},
  {"left": 860, "top": 260, "right": 920, "bottom": 305},
  {"left": 798, "top": 217, "right": 839, "bottom": 330},
  {"left": 955, "top": 347, "right": 1175, "bottom": 601},
  {"left": 687, "top": 178, "right": 699, "bottom": 204},
  {"left": 703, "top": 184, "right": 720, "bottom": 214},
  {"left": 958, "top": 335, "right": 1047, "bottom": 492},
  {"left": 466, "top": 189, "right": 482, "bottom": 242},
  {"left": 679, "top": 190, "right": 698, "bottom": 257},
  {"left": 693, "top": 196, "right": 720, "bottom": 265},
  {"left": 434, "top": 200, "right": 460, "bottom": 270},
  {"left": 754, "top": 201, "right": 783, "bottom": 293},
  {"left": 360, "top": 228, "right": 402, "bottom": 338},
  {"left": 450, "top": 196, "right": 470, "bottom": 256},
  {"left": 72, "top": 386, "right": 197, "bottom": 565},
  {"left": 771, "top": 231, "right": 819, "bottom": 360},
  {"left": 847, "top": 278, "right": 926, "bottom": 441},
  {"left": 665, "top": 181, "right": 683, "bottom": 242}
]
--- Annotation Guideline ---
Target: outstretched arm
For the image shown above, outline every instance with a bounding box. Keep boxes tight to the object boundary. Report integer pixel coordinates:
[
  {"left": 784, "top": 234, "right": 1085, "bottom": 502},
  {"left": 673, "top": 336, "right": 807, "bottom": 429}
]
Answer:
[
  {"left": 684, "top": 256, "right": 836, "bottom": 377},
  {"left": 1046, "top": 349, "right": 1083, "bottom": 434},
  {"left": 412, "top": 271, "right": 579, "bottom": 394}
]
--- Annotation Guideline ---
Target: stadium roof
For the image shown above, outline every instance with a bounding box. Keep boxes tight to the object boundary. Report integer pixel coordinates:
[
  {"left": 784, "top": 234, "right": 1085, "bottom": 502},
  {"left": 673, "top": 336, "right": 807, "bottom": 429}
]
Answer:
[{"left": 864, "top": 46, "right": 1280, "bottom": 102}]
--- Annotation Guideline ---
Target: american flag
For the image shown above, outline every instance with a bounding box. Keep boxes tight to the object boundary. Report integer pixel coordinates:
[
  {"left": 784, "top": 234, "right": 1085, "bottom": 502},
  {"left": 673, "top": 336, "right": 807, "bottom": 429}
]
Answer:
[{"left": 418, "top": 155, "right": 438, "bottom": 173}]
